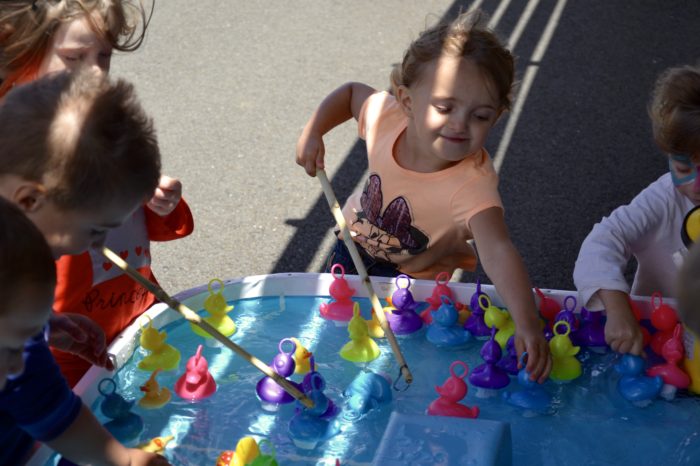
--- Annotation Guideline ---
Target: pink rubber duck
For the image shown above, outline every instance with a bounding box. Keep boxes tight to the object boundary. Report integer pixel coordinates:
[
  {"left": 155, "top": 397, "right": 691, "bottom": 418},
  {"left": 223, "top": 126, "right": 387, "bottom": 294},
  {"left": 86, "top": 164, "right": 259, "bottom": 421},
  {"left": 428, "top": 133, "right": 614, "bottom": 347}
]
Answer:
[
  {"left": 649, "top": 292, "right": 679, "bottom": 356},
  {"left": 319, "top": 264, "right": 356, "bottom": 323},
  {"left": 427, "top": 361, "right": 479, "bottom": 418},
  {"left": 647, "top": 323, "right": 690, "bottom": 400},
  {"left": 421, "top": 272, "right": 468, "bottom": 325},
  {"left": 175, "top": 345, "right": 217, "bottom": 401}
]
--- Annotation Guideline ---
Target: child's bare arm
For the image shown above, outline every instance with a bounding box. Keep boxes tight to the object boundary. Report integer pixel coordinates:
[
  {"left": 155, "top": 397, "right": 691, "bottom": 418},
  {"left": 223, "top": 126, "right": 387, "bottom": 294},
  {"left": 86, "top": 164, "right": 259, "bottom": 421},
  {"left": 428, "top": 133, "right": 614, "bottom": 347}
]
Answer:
[
  {"left": 470, "top": 207, "right": 552, "bottom": 382},
  {"left": 296, "top": 82, "right": 375, "bottom": 176},
  {"left": 597, "top": 289, "right": 644, "bottom": 355},
  {"left": 47, "top": 404, "right": 170, "bottom": 466}
]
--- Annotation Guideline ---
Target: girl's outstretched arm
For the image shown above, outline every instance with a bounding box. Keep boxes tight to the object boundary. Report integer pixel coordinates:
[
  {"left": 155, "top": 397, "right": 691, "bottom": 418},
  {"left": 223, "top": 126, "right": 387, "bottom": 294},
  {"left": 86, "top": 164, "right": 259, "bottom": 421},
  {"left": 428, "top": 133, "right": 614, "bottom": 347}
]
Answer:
[
  {"left": 470, "top": 207, "right": 552, "bottom": 383},
  {"left": 296, "top": 82, "right": 375, "bottom": 176}
]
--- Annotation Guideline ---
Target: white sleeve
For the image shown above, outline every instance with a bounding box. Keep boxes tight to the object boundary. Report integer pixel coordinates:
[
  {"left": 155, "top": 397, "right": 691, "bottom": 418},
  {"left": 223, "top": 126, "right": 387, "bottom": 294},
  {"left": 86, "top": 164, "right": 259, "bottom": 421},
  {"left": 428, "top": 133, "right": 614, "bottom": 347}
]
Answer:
[{"left": 573, "top": 175, "right": 672, "bottom": 309}]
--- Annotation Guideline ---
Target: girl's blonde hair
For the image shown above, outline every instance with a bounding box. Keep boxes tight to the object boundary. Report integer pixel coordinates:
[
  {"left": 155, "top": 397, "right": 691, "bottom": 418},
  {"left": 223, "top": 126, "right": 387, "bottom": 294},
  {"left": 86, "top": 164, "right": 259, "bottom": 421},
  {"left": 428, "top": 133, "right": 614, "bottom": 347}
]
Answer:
[
  {"left": 0, "top": 0, "right": 151, "bottom": 95},
  {"left": 390, "top": 10, "right": 514, "bottom": 111},
  {"left": 649, "top": 64, "right": 700, "bottom": 155}
]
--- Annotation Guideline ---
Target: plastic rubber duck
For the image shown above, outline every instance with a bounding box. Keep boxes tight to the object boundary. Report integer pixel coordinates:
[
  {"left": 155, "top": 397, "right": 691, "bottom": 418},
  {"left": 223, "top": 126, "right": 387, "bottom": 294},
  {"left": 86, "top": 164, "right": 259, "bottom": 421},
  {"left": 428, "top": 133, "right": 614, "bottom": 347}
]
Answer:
[
  {"left": 175, "top": 344, "right": 217, "bottom": 401},
  {"left": 496, "top": 335, "right": 519, "bottom": 376},
  {"left": 256, "top": 338, "right": 303, "bottom": 411},
  {"left": 137, "top": 435, "right": 174, "bottom": 454},
  {"left": 616, "top": 354, "right": 663, "bottom": 407},
  {"left": 216, "top": 436, "right": 260, "bottom": 466},
  {"left": 384, "top": 274, "right": 423, "bottom": 335},
  {"left": 503, "top": 353, "right": 553, "bottom": 416},
  {"left": 481, "top": 295, "right": 515, "bottom": 350},
  {"left": 421, "top": 272, "right": 469, "bottom": 324},
  {"left": 289, "top": 368, "right": 341, "bottom": 450},
  {"left": 342, "top": 371, "right": 393, "bottom": 421},
  {"left": 426, "top": 296, "right": 472, "bottom": 348},
  {"left": 319, "top": 264, "right": 356, "bottom": 323},
  {"left": 367, "top": 309, "right": 385, "bottom": 338},
  {"left": 572, "top": 307, "right": 607, "bottom": 351},
  {"left": 649, "top": 292, "right": 679, "bottom": 356},
  {"left": 290, "top": 337, "right": 312, "bottom": 375},
  {"left": 427, "top": 361, "right": 480, "bottom": 418},
  {"left": 248, "top": 439, "right": 279, "bottom": 466},
  {"left": 301, "top": 357, "right": 339, "bottom": 419},
  {"left": 647, "top": 324, "right": 690, "bottom": 400},
  {"left": 549, "top": 321, "right": 582, "bottom": 383},
  {"left": 98, "top": 378, "right": 144, "bottom": 443},
  {"left": 464, "top": 279, "right": 491, "bottom": 339},
  {"left": 547, "top": 295, "right": 579, "bottom": 341},
  {"left": 138, "top": 316, "right": 181, "bottom": 372},
  {"left": 628, "top": 296, "right": 652, "bottom": 348},
  {"left": 138, "top": 369, "right": 171, "bottom": 409},
  {"left": 340, "top": 303, "right": 380, "bottom": 363},
  {"left": 469, "top": 328, "right": 510, "bottom": 398},
  {"left": 192, "top": 278, "right": 236, "bottom": 341},
  {"left": 535, "top": 287, "right": 560, "bottom": 323}
]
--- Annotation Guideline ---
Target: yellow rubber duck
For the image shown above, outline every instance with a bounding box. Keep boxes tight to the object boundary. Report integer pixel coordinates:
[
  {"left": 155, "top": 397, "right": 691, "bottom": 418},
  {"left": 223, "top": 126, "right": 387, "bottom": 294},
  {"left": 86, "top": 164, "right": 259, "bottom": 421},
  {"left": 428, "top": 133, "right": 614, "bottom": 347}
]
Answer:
[
  {"left": 549, "top": 321, "right": 582, "bottom": 382},
  {"left": 216, "top": 436, "right": 260, "bottom": 466},
  {"left": 340, "top": 303, "right": 380, "bottom": 363},
  {"left": 290, "top": 337, "right": 312, "bottom": 375},
  {"left": 137, "top": 434, "right": 174, "bottom": 454},
  {"left": 192, "top": 278, "right": 237, "bottom": 339},
  {"left": 368, "top": 309, "right": 385, "bottom": 338},
  {"left": 138, "top": 316, "right": 181, "bottom": 372},
  {"left": 481, "top": 295, "right": 515, "bottom": 350},
  {"left": 138, "top": 369, "right": 171, "bottom": 409}
]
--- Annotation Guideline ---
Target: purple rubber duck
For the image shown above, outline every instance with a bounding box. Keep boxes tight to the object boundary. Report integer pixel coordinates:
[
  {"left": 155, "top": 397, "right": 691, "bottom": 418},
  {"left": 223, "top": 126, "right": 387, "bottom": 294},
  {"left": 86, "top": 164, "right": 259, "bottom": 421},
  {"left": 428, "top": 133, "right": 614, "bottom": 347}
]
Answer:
[
  {"left": 256, "top": 338, "right": 303, "bottom": 411},
  {"left": 496, "top": 335, "right": 519, "bottom": 376},
  {"left": 572, "top": 307, "right": 607, "bottom": 351},
  {"left": 386, "top": 274, "right": 423, "bottom": 335},
  {"left": 469, "top": 328, "right": 510, "bottom": 397},
  {"left": 464, "top": 279, "right": 491, "bottom": 339},
  {"left": 546, "top": 295, "right": 579, "bottom": 341}
]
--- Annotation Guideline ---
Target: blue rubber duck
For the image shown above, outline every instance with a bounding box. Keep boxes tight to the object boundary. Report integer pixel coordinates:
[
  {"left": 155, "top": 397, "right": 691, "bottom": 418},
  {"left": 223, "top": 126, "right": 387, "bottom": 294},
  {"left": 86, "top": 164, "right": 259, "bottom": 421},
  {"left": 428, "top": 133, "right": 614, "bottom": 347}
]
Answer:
[
  {"left": 615, "top": 354, "right": 663, "bottom": 407},
  {"left": 426, "top": 296, "right": 472, "bottom": 348},
  {"left": 503, "top": 354, "right": 553, "bottom": 415}
]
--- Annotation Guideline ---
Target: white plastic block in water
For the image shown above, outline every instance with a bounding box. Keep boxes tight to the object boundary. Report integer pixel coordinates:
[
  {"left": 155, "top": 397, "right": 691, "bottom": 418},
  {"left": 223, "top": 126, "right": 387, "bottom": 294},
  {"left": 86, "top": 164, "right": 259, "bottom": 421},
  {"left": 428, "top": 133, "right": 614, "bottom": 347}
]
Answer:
[{"left": 372, "top": 411, "right": 512, "bottom": 466}]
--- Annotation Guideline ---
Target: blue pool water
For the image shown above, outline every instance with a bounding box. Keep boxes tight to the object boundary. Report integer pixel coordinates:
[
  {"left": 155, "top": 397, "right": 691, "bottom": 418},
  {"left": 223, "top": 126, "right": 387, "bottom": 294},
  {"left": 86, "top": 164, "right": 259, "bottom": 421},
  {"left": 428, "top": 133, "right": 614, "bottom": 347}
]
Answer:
[{"left": 50, "top": 296, "right": 700, "bottom": 465}]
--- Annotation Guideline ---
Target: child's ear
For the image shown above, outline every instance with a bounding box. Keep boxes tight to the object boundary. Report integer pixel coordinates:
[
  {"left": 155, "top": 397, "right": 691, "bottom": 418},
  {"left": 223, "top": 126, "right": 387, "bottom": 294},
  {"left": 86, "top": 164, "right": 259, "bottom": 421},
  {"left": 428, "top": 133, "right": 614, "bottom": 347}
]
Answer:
[
  {"left": 11, "top": 182, "right": 48, "bottom": 213},
  {"left": 396, "top": 85, "right": 414, "bottom": 118}
]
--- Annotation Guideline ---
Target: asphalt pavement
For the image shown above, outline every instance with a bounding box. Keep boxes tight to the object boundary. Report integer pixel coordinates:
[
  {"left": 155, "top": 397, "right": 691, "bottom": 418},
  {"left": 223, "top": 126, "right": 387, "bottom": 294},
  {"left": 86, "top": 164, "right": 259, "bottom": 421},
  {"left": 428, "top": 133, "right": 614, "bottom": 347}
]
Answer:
[{"left": 114, "top": 0, "right": 700, "bottom": 295}]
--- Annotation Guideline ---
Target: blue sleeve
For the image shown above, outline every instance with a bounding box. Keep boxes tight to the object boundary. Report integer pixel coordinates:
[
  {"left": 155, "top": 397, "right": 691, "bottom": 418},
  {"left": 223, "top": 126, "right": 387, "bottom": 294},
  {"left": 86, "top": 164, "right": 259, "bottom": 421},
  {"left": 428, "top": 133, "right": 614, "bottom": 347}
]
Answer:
[{"left": 1, "top": 332, "right": 82, "bottom": 441}]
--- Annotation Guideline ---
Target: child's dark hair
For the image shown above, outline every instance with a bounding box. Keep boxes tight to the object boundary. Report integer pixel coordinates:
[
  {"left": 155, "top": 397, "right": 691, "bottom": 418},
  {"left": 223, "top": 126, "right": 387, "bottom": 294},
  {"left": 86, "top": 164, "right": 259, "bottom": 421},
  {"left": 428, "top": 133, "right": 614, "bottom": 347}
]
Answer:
[
  {"left": 390, "top": 9, "right": 515, "bottom": 110},
  {"left": 0, "top": 68, "right": 161, "bottom": 212},
  {"left": 0, "top": 0, "right": 152, "bottom": 95},
  {"left": 649, "top": 64, "right": 700, "bottom": 155},
  {"left": 0, "top": 197, "right": 56, "bottom": 310}
]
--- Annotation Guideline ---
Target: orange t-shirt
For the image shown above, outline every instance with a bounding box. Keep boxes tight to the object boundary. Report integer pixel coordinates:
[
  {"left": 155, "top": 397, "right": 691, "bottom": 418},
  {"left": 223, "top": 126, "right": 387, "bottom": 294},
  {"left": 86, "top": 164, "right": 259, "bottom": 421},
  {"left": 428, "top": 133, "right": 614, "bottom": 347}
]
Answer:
[
  {"left": 341, "top": 91, "right": 503, "bottom": 280},
  {"left": 52, "top": 200, "right": 194, "bottom": 386}
]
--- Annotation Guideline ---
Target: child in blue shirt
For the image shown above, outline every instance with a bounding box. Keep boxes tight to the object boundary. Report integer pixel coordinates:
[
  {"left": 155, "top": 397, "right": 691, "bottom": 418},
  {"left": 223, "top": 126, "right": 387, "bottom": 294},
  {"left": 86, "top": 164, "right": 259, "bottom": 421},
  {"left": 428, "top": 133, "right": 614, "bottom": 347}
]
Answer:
[{"left": 0, "top": 70, "right": 170, "bottom": 465}]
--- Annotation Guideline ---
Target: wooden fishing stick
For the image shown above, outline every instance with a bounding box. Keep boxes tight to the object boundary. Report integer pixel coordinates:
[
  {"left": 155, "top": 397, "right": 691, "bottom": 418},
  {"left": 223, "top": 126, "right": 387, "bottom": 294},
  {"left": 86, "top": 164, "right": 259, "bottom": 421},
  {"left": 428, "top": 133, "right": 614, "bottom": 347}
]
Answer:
[
  {"left": 316, "top": 169, "right": 413, "bottom": 385},
  {"left": 101, "top": 247, "right": 314, "bottom": 409}
]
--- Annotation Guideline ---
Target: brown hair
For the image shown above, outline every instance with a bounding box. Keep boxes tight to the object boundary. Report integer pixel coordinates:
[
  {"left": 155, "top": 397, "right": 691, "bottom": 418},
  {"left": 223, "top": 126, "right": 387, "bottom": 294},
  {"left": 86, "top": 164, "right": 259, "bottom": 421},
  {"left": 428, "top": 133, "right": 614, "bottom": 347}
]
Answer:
[
  {"left": 390, "top": 10, "right": 515, "bottom": 110},
  {"left": 0, "top": 196, "right": 56, "bottom": 311},
  {"left": 0, "top": 0, "right": 151, "bottom": 96},
  {"left": 649, "top": 64, "right": 700, "bottom": 155},
  {"left": 0, "top": 68, "right": 161, "bottom": 212}
]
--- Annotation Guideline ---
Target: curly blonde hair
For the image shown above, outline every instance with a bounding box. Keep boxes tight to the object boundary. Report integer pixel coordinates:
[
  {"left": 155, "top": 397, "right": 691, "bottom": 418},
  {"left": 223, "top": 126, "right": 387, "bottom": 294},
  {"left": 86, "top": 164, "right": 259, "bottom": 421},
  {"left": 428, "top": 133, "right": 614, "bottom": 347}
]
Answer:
[{"left": 390, "top": 10, "right": 514, "bottom": 111}]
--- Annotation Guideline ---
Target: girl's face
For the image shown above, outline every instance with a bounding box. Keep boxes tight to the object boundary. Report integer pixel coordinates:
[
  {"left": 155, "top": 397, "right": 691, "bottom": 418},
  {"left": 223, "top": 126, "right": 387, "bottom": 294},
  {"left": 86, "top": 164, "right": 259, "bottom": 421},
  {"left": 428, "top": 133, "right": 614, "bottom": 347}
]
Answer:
[
  {"left": 669, "top": 153, "right": 700, "bottom": 205},
  {"left": 399, "top": 56, "right": 501, "bottom": 172},
  {"left": 38, "top": 14, "right": 112, "bottom": 78},
  {"left": 0, "top": 286, "right": 53, "bottom": 391}
]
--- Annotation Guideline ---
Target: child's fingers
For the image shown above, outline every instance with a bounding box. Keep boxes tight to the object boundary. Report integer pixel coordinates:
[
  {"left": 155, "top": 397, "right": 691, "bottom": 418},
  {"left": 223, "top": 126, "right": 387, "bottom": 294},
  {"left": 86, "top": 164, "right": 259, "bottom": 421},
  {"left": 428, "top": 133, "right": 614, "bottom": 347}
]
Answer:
[
  {"left": 629, "top": 337, "right": 644, "bottom": 356},
  {"left": 158, "top": 175, "right": 181, "bottom": 192}
]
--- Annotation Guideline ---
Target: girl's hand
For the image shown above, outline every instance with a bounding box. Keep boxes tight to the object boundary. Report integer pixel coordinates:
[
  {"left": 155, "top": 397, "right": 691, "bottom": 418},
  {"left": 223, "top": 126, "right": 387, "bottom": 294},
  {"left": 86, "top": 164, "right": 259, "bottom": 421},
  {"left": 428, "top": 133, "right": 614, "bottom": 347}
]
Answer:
[
  {"left": 48, "top": 313, "right": 114, "bottom": 370},
  {"left": 147, "top": 175, "right": 183, "bottom": 217},
  {"left": 296, "top": 128, "right": 325, "bottom": 177},
  {"left": 604, "top": 308, "right": 644, "bottom": 355},
  {"left": 515, "top": 325, "right": 552, "bottom": 383}
]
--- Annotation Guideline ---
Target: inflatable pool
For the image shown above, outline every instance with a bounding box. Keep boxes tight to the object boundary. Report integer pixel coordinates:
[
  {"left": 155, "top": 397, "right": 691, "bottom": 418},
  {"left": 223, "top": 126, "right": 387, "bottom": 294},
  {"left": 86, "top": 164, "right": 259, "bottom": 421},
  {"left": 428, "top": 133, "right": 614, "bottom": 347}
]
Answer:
[{"left": 27, "top": 273, "right": 700, "bottom": 465}]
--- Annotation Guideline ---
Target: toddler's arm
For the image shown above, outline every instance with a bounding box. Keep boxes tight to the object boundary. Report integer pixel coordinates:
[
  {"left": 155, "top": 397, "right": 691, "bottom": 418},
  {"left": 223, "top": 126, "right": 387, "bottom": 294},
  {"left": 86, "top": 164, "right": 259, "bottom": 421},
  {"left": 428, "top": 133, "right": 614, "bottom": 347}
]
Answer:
[
  {"left": 296, "top": 82, "right": 375, "bottom": 176},
  {"left": 597, "top": 289, "right": 644, "bottom": 355},
  {"left": 47, "top": 403, "right": 171, "bottom": 466},
  {"left": 470, "top": 207, "right": 552, "bottom": 382}
]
